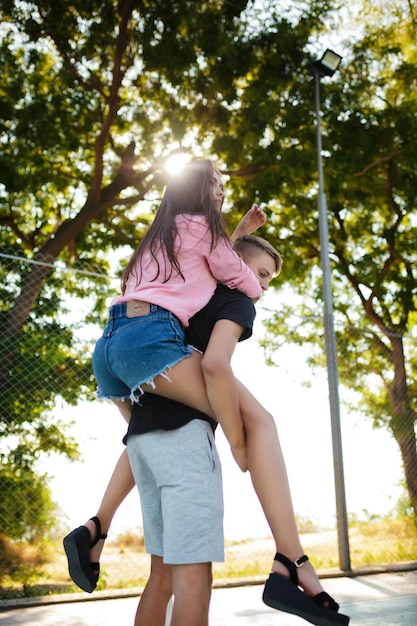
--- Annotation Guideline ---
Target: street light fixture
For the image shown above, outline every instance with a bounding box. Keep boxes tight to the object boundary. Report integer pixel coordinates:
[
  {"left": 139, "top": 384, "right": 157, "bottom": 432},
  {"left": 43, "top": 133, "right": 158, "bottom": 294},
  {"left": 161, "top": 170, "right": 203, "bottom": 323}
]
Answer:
[
  {"left": 308, "top": 49, "right": 351, "bottom": 572},
  {"left": 310, "top": 48, "right": 343, "bottom": 77}
]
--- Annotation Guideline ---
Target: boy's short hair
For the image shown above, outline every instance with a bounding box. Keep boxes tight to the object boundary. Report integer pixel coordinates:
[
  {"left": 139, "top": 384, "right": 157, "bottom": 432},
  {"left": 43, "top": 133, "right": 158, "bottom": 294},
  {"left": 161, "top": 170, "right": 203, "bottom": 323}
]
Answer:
[{"left": 233, "top": 235, "right": 282, "bottom": 276}]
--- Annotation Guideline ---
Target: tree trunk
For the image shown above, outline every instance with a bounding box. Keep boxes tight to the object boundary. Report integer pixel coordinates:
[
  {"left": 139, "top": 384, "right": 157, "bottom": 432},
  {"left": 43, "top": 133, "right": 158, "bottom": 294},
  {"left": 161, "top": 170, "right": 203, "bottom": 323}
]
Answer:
[
  {"left": 2, "top": 200, "right": 102, "bottom": 338},
  {"left": 388, "top": 334, "right": 417, "bottom": 517},
  {"left": 2, "top": 146, "right": 146, "bottom": 339}
]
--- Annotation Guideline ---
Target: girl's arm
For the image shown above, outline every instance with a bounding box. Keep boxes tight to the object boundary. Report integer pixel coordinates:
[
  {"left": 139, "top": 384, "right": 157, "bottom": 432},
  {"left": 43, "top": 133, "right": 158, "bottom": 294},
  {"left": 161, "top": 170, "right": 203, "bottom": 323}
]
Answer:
[
  {"left": 230, "top": 204, "right": 267, "bottom": 241},
  {"left": 206, "top": 238, "right": 262, "bottom": 299},
  {"left": 204, "top": 205, "right": 266, "bottom": 299}
]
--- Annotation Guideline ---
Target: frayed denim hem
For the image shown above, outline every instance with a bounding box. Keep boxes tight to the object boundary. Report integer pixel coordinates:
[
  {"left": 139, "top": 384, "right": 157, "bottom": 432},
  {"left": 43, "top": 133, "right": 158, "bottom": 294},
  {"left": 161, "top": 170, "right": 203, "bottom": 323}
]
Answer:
[
  {"left": 127, "top": 352, "right": 192, "bottom": 403},
  {"left": 95, "top": 349, "right": 193, "bottom": 404}
]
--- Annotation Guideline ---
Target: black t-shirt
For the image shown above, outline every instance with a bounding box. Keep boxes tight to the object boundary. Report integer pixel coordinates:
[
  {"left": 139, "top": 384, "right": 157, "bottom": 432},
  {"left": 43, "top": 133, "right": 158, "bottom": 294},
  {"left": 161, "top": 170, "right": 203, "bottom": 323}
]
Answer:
[
  {"left": 126, "top": 284, "right": 256, "bottom": 438},
  {"left": 185, "top": 283, "right": 255, "bottom": 352}
]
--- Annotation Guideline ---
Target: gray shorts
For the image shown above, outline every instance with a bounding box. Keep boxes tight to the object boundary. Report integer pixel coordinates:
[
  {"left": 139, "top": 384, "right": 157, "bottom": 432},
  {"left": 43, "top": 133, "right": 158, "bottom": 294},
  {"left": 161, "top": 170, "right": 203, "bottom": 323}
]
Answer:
[{"left": 127, "top": 419, "right": 224, "bottom": 564}]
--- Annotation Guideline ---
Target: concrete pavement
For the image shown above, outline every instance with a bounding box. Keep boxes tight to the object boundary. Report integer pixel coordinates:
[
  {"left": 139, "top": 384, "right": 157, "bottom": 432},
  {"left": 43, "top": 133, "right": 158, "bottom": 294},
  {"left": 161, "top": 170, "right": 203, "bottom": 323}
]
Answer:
[{"left": 1, "top": 569, "right": 416, "bottom": 625}]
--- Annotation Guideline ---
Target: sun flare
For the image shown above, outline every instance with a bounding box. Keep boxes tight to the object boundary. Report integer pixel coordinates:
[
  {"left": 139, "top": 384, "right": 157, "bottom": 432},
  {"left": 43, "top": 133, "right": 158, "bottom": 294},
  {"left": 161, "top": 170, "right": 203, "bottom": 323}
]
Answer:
[{"left": 164, "top": 153, "right": 191, "bottom": 174}]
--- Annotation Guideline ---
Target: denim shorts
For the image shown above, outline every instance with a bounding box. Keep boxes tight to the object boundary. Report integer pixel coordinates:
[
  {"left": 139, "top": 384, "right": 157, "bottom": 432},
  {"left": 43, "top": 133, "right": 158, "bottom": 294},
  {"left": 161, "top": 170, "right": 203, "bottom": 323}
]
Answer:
[
  {"left": 92, "top": 302, "right": 193, "bottom": 402},
  {"left": 127, "top": 419, "right": 224, "bottom": 564}
]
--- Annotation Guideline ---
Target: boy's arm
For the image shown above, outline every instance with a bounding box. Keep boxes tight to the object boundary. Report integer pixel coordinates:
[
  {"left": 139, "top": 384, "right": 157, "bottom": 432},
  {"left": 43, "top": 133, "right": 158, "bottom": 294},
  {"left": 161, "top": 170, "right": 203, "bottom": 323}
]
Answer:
[{"left": 201, "top": 319, "right": 247, "bottom": 472}]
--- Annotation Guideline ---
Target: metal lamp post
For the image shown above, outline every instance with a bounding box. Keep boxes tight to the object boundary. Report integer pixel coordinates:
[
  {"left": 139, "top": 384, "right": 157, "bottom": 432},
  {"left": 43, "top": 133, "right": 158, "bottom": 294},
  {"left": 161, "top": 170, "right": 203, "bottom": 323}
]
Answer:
[{"left": 308, "top": 49, "right": 351, "bottom": 572}]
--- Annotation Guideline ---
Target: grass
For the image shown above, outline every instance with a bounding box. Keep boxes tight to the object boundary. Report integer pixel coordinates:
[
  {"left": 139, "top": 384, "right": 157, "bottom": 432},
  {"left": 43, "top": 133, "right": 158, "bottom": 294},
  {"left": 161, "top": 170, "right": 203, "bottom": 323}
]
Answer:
[{"left": 0, "top": 515, "right": 416, "bottom": 600}]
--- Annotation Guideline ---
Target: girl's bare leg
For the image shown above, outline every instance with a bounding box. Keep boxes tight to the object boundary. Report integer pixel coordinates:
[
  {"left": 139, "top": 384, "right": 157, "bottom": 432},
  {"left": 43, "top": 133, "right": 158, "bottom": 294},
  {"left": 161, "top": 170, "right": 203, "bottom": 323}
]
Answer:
[
  {"left": 114, "top": 355, "right": 325, "bottom": 598},
  {"left": 236, "top": 379, "right": 327, "bottom": 599},
  {"left": 83, "top": 448, "right": 135, "bottom": 563},
  {"left": 143, "top": 352, "right": 331, "bottom": 599},
  {"left": 79, "top": 398, "right": 134, "bottom": 563},
  {"left": 141, "top": 351, "right": 214, "bottom": 415}
]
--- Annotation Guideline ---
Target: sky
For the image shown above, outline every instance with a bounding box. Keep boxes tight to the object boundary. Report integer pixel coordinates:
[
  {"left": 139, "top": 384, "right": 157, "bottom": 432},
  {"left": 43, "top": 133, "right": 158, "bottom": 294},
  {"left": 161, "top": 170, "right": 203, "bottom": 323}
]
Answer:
[{"left": 44, "top": 290, "right": 403, "bottom": 542}]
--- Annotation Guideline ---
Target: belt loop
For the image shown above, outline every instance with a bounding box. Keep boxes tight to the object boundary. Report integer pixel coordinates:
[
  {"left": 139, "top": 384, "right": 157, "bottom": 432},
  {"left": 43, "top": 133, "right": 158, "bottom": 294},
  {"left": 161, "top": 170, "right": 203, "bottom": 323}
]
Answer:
[
  {"left": 109, "top": 302, "right": 127, "bottom": 320},
  {"left": 150, "top": 303, "right": 158, "bottom": 312}
]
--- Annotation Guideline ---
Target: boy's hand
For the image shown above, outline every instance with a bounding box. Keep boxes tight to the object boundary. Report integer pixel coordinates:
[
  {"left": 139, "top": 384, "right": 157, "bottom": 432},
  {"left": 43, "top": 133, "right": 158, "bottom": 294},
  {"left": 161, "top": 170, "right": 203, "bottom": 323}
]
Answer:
[
  {"left": 231, "top": 442, "right": 248, "bottom": 472},
  {"left": 231, "top": 204, "right": 267, "bottom": 240}
]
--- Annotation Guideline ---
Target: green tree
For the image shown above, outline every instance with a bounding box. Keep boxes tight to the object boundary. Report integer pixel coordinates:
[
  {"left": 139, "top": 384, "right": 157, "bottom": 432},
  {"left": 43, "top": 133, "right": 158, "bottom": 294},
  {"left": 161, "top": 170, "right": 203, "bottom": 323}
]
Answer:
[
  {"left": 2, "top": 0, "right": 415, "bottom": 545},
  {"left": 257, "top": 4, "right": 417, "bottom": 516},
  {"left": 0, "top": 0, "right": 332, "bottom": 540}
]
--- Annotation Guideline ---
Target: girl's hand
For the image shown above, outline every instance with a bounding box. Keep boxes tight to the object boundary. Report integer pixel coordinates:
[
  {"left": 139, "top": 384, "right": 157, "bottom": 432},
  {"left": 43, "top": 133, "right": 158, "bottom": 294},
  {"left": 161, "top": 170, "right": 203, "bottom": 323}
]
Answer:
[{"left": 231, "top": 204, "right": 267, "bottom": 240}]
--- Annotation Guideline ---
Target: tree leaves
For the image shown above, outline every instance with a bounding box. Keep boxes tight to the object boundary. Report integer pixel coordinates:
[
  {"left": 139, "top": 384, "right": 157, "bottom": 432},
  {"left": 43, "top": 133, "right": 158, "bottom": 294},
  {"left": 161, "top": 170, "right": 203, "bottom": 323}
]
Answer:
[{"left": 1, "top": 0, "right": 416, "bottom": 533}]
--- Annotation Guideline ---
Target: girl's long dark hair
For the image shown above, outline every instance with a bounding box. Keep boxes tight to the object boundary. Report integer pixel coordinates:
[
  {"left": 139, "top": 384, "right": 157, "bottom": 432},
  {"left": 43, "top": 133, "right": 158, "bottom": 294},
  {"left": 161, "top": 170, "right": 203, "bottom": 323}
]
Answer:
[{"left": 121, "top": 160, "right": 229, "bottom": 292}]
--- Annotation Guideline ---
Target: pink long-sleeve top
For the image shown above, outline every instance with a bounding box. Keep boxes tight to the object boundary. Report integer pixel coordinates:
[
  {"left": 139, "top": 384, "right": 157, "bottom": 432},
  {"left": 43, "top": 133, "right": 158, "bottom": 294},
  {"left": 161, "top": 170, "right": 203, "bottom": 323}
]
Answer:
[{"left": 112, "top": 214, "right": 261, "bottom": 326}]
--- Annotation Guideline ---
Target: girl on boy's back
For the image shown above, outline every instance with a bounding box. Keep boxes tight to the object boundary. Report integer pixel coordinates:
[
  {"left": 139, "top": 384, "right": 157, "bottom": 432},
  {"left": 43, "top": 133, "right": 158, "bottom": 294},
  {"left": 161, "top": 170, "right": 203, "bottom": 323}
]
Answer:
[{"left": 64, "top": 160, "right": 349, "bottom": 626}]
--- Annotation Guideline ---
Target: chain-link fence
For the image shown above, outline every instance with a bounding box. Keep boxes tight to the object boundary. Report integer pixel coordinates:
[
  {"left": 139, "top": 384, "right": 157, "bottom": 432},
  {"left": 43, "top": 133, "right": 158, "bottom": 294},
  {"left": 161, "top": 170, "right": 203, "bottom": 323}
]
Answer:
[{"left": 0, "top": 250, "right": 416, "bottom": 599}]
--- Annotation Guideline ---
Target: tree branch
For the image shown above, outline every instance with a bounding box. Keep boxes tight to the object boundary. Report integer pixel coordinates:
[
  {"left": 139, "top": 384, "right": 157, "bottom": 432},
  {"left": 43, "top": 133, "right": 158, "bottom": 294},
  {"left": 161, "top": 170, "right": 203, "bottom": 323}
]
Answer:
[
  {"left": 353, "top": 151, "right": 399, "bottom": 177},
  {"left": 90, "top": 0, "right": 135, "bottom": 200}
]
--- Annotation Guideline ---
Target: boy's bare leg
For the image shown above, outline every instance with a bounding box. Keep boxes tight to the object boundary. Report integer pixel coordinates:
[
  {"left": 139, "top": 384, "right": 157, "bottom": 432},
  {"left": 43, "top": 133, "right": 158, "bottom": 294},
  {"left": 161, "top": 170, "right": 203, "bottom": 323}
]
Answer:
[
  {"left": 84, "top": 448, "right": 135, "bottom": 563},
  {"left": 236, "top": 380, "right": 328, "bottom": 599},
  {"left": 135, "top": 558, "right": 212, "bottom": 626},
  {"left": 170, "top": 562, "right": 212, "bottom": 626},
  {"left": 135, "top": 556, "right": 173, "bottom": 626}
]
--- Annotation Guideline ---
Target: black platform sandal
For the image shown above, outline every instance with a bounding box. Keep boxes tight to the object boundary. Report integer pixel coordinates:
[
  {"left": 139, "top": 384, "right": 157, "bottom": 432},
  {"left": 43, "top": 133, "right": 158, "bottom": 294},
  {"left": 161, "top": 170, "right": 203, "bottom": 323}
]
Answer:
[
  {"left": 63, "top": 516, "right": 107, "bottom": 593},
  {"left": 262, "top": 553, "right": 350, "bottom": 626}
]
